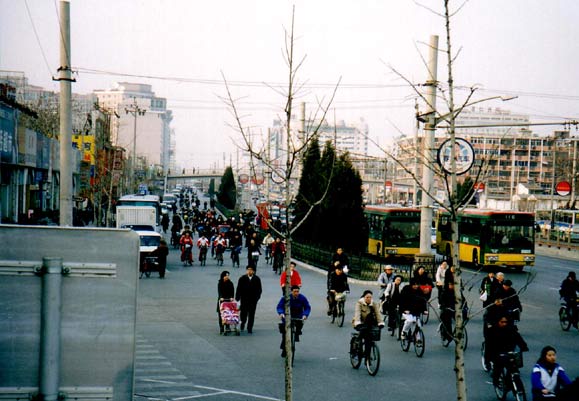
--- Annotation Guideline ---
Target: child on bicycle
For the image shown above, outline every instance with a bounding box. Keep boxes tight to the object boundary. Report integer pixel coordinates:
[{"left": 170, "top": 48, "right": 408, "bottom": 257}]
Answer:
[{"left": 399, "top": 279, "right": 427, "bottom": 340}]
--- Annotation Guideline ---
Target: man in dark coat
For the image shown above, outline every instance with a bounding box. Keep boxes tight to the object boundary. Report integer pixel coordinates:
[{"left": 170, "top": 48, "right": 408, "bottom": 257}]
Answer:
[{"left": 235, "top": 265, "right": 262, "bottom": 334}]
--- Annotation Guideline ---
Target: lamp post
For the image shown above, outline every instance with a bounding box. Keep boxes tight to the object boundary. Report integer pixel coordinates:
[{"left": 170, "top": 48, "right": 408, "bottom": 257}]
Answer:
[{"left": 125, "top": 97, "right": 146, "bottom": 193}]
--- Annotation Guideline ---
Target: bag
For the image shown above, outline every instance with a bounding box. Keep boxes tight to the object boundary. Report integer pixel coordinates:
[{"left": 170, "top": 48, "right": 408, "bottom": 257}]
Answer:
[
  {"left": 252, "top": 251, "right": 260, "bottom": 257},
  {"left": 479, "top": 291, "right": 488, "bottom": 302}
]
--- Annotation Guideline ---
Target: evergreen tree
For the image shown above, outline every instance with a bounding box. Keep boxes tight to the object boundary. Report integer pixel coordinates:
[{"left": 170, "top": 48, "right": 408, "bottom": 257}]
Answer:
[
  {"left": 457, "top": 176, "right": 475, "bottom": 207},
  {"left": 294, "top": 138, "right": 322, "bottom": 242},
  {"left": 217, "top": 166, "right": 237, "bottom": 209}
]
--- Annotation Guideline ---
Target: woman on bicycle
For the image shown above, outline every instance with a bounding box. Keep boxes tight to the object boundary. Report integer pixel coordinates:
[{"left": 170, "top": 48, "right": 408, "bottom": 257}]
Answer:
[
  {"left": 531, "top": 346, "right": 573, "bottom": 401},
  {"left": 399, "top": 279, "right": 427, "bottom": 340},
  {"left": 352, "top": 290, "right": 384, "bottom": 354}
]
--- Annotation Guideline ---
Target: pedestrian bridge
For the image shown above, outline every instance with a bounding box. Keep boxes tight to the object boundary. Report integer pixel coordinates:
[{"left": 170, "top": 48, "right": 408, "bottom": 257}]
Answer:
[{"left": 166, "top": 169, "right": 223, "bottom": 190}]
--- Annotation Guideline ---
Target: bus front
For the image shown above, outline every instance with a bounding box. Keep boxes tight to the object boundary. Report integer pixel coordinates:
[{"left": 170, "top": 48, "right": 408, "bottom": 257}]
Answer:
[{"left": 481, "top": 212, "right": 535, "bottom": 271}]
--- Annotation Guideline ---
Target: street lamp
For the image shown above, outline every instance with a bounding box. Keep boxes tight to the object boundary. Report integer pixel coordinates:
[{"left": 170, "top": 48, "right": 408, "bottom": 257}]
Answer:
[{"left": 125, "top": 97, "right": 146, "bottom": 193}]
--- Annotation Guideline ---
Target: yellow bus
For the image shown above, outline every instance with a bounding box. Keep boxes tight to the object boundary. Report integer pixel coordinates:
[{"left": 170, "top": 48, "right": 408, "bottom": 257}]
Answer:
[
  {"left": 436, "top": 209, "right": 535, "bottom": 271},
  {"left": 365, "top": 206, "right": 421, "bottom": 262}
]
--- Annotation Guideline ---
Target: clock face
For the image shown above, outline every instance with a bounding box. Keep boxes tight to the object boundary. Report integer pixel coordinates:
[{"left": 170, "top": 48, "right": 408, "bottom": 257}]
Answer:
[{"left": 437, "top": 138, "right": 475, "bottom": 175}]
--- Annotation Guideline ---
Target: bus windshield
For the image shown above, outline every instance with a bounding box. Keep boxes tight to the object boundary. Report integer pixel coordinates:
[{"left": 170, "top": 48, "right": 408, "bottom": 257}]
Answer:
[
  {"left": 488, "top": 224, "right": 534, "bottom": 251},
  {"left": 383, "top": 221, "right": 421, "bottom": 246}
]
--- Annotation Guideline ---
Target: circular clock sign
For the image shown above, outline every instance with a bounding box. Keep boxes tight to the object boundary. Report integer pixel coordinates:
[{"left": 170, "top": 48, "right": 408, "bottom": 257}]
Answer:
[{"left": 437, "top": 138, "right": 475, "bottom": 175}]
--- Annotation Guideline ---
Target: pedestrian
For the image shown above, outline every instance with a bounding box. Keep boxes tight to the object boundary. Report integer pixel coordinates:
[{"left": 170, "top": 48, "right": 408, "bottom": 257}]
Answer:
[
  {"left": 217, "top": 270, "right": 235, "bottom": 334},
  {"left": 435, "top": 261, "right": 448, "bottom": 307},
  {"left": 493, "top": 279, "right": 523, "bottom": 323},
  {"left": 247, "top": 238, "right": 261, "bottom": 270},
  {"left": 531, "top": 346, "right": 573, "bottom": 401},
  {"left": 480, "top": 271, "right": 501, "bottom": 308},
  {"left": 235, "top": 265, "right": 262, "bottom": 334},
  {"left": 150, "top": 239, "right": 169, "bottom": 279},
  {"left": 280, "top": 261, "right": 302, "bottom": 295}
]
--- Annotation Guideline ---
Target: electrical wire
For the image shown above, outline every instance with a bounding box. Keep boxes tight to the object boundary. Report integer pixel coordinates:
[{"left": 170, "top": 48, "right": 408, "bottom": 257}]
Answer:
[{"left": 23, "top": 0, "right": 54, "bottom": 79}]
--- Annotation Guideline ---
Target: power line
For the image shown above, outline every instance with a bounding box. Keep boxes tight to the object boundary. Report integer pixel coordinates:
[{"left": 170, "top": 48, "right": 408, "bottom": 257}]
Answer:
[{"left": 23, "top": 0, "right": 53, "bottom": 79}]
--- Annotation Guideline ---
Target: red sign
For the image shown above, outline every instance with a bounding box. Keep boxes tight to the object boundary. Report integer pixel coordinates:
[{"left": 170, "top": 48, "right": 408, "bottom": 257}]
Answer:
[
  {"left": 239, "top": 174, "right": 249, "bottom": 184},
  {"left": 474, "top": 182, "right": 485, "bottom": 193},
  {"left": 556, "top": 181, "right": 571, "bottom": 196},
  {"left": 385, "top": 181, "right": 392, "bottom": 190},
  {"left": 251, "top": 174, "right": 265, "bottom": 185}
]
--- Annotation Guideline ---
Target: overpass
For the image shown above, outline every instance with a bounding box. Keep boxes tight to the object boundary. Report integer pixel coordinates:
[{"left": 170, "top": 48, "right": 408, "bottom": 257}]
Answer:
[{"left": 166, "top": 169, "right": 224, "bottom": 191}]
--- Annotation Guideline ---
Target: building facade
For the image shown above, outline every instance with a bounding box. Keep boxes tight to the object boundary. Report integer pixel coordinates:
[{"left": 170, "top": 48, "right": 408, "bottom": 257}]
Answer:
[{"left": 94, "top": 82, "right": 174, "bottom": 176}]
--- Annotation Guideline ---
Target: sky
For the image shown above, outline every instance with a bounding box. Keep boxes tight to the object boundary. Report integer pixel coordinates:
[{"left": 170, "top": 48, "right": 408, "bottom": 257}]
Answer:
[{"left": 2, "top": 0, "right": 579, "bottom": 170}]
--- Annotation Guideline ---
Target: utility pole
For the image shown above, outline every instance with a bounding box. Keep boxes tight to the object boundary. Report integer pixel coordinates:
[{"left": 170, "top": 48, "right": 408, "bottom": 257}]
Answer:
[
  {"left": 418, "top": 35, "right": 439, "bottom": 258},
  {"left": 57, "top": 0, "right": 73, "bottom": 226},
  {"left": 125, "top": 97, "right": 145, "bottom": 193}
]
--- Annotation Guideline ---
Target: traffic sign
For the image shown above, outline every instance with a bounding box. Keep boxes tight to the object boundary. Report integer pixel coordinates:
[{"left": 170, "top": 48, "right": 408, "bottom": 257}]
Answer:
[
  {"left": 385, "top": 181, "right": 392, "bottom": 190},
  {"left": 556, "top": 181, "right": 571, "bottom": 196},
  {"left": 474, "top": 182, "right": 485, "bottom": 193},
  {"left": 239, "top": 174, "right": 249, "bottom": 184}
]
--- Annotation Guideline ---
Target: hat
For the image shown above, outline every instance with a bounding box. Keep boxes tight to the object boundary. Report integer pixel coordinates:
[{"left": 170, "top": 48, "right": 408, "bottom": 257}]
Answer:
[
  {"left": 384, "top": 265, "right": 393, "bottom": 270},
  {"left": 504, "top": 279, "right": 512, "bottom": 287}
]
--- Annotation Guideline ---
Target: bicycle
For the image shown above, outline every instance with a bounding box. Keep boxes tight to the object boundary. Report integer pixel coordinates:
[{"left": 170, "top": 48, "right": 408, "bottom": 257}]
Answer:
[
  {"left": 349, "top": 325, "right": 381, "bottom": 376},
  {"left": 493, "top": 351, "right": 527, "bottom": 401},
  {"left": 400, "top": 313, "right": 425, "bottom": 357},
  {"left": 198, "top": 246, "right": 207, "bottom": 266},
  {"left": 438, "top": 307, "right": 469, "bottom": 350},
  {"left": 215, "top": 246, "right": 224, "bottom": 266},
  {"left": 329, "top": 293, "right": 347, "bottom": 327},
  {"left": 287, "top": 318, "right": 304, "bottom": 367},
  {"left": 559, "top": 298, "right": 578, "bottom": 331}
]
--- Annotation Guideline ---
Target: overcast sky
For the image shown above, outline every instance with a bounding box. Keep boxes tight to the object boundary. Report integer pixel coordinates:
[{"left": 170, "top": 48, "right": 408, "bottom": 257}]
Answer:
[{"left": 2, "top": 0, "right": 579, "bottom": 169}]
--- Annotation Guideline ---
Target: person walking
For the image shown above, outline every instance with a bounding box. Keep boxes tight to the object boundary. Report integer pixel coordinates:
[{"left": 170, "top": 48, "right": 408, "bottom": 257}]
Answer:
[
  {"left": 235, "top": 265, "right": 262, "bottom": 334},
  {"left": 217, "top": 271, "right": 235, "bottom": 334}
]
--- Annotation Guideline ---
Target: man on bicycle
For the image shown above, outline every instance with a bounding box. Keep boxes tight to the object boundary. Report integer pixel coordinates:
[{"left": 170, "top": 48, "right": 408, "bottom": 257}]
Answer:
[
  {"left": 327, "top": 265, "right": 350, "bottom": 316},
  {"left": 560, "top": 271, "right": 579, "bottom": 329},
  {"left": 352, "top": 290, "right": 384, "bottom": 355},
  {"left": 277, "top": 285, "right": 311, "bottom": 358},
  {"left": 485, "top": 314, "right": 529, "bottom": 386},
  {"left": 399, "top": 279, "right": 427, "bottom": 340}
]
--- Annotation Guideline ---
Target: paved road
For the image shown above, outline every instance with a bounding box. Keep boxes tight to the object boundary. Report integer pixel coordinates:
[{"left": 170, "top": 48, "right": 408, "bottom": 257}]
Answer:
[{"left": 134, "top": 244, "right": 579, "bottom": 401}]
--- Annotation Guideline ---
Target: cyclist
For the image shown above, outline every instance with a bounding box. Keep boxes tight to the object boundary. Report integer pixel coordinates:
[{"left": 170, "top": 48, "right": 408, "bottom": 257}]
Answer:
[
  {"left": 493, "top": 279, "right": 523, "bottom": 323},
  {"left": 531, "top": 346, "right": 573, "bottom": 401},
  {"left": 271, "top": 237, "right": 286, "bottom": 273},
  {"left": 327, "top": 265, "right": 350, "bottom": 316},
  {"left": 352, "top": 290, "right": 385, "bottom": 356},
  {"left": 485, "top": 314, "right": 529, "bottom": 387},
  {"left": 559, "top": 271, "right": 579, "bottom": 329},
  {"left": 214, "top": 233, "right": 227, "bottom": 266},
  {"left": 378, "top": 265, "right": 396, "bottom": 301},
  {"left": 277, "top": 285, "right": 311, "bottom": 358},
  {"left": 262, "top": 233, "right": 274, "bottom": 264},
  {"left": 280, "top": 262, "right": 302, "bottom": 295},
  {"left": 179, "top": 231, "right": 194, "bottom": 266},
  {"left": 439, "top": 281, "right": 467, "bottom": 342},
  {"left": 414, "top": 265, "right": 434, "bottom": 303},
  {"left": 399, "top": 279, "right": 427, "bottom": 340},
  {"left": 197, "top": 234, "right": 210, "bottom": 264},
  {"left": 383, "top": 275, "right": 404, "bottom": 331}
]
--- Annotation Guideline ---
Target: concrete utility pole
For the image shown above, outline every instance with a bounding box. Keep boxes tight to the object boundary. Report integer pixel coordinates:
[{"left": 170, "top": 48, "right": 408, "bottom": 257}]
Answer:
[
  {"left": 125, "top": 97, "right": 146, "bottom": 193},
  {"left": 58, "top": 0, "right": 73, "bottom": 226},
  {"left": 418, "top": 35, "right": 439, "bottom": 257}
]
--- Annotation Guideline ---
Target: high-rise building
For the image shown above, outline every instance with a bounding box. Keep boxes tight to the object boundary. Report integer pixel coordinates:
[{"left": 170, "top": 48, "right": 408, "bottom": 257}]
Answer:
[{"left": 94, "top": 82, "right": 173, "bottom": 173}]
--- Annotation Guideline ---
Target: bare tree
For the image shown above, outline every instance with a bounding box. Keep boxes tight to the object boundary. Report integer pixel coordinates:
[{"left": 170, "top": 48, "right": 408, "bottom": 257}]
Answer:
[{"left": 221, "top": 7, "right": 340, "bottom": 401}]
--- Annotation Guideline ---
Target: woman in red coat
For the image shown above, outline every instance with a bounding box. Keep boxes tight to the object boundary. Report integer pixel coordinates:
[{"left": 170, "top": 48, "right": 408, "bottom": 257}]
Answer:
[{"left": 280, "top": 262, "right": 302, "bottom": 295}]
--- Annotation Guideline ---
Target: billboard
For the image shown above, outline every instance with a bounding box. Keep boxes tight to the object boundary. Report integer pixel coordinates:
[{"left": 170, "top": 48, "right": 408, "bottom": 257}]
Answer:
[{"left": 0, "top": 225, "right": 139, "bottom": 401}]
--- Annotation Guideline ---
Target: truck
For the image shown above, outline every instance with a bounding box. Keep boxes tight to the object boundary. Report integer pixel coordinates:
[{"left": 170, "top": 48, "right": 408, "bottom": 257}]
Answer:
[{"left": 116, "top": 205, "right": 157, "bottom": 231}]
